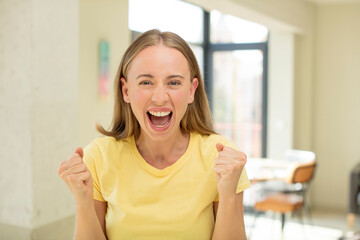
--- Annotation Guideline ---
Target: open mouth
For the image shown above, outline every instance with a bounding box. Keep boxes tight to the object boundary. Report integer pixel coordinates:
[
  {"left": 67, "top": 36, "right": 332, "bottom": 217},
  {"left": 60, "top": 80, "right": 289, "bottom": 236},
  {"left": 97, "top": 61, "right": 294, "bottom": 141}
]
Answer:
[{"left": 147, "top": 110, "right": 173, "bottom": 129}]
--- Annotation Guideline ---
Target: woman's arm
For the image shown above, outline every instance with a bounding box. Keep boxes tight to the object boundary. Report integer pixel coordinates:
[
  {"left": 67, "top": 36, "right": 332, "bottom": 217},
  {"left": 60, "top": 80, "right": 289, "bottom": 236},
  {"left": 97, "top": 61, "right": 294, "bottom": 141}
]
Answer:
[
  {"left": 212, "top": 143, "right": 248, "bottom": 240},
  {"left": 74, "top": 200, "right": 107, "bottom": 240},
  {"left": 212, "top": 192, "right": 246, "bottom": 240},
  {"left": 58, "top": 147, "right": 107, "bottom": 240},
  {"left": 94, "top": 200, "right": 107, "bottom": 235}
]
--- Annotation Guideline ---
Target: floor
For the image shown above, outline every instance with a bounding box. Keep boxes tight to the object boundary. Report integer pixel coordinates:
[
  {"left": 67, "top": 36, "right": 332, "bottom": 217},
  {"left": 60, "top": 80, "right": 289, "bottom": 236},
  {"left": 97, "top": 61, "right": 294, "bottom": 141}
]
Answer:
[{"left": 245, "top": 208, "right": 360, "bottom": 240}]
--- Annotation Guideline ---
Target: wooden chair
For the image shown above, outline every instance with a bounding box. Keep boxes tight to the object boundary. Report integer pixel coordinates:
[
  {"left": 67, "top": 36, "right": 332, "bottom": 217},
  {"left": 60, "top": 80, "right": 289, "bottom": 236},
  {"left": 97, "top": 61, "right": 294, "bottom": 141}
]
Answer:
[
  {"left": 255, "top": 150, "right": 316, "bottom": 221},
  {"left": 253, "top": 160, "right": 317, "bottom": 232}
]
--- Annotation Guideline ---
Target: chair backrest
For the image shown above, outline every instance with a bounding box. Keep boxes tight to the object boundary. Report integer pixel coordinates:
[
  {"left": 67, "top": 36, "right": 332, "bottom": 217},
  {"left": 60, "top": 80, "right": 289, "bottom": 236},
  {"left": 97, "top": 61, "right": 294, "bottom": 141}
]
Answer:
[
  {"left": 286, "top": 161, "right": 317, "bottom": 184},
  {"left": 285, "top": 149, "right": 316, "bottom": 163}
]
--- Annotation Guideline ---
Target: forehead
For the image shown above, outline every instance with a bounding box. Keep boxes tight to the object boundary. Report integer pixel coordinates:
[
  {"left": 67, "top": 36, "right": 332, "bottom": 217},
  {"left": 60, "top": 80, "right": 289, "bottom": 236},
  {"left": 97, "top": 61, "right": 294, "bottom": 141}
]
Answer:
[{"left": 128, "top": 44, "right": 190, "bottom": 77}]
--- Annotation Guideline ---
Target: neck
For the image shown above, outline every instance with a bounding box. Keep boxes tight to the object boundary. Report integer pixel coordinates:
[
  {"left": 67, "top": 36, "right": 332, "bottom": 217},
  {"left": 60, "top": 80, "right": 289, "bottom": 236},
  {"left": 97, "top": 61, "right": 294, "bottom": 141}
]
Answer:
[{"left": 135, "top": 129, "right": 190, "bottom": 168}]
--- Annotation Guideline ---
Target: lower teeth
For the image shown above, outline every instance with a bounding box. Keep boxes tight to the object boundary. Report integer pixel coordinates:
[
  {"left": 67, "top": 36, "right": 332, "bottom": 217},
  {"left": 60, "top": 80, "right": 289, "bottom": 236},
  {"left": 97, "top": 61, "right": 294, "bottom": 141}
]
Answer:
[{"left": 154, "top": 121, "right": 169, "bottom": 128}]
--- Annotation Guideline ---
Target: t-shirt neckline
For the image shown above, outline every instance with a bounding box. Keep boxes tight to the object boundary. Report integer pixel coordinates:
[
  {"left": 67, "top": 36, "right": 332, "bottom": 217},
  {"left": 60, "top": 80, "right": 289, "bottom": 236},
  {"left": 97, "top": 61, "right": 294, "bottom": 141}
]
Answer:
[{"left": 130, "top": 132, "right": 194, "bottom": 176}]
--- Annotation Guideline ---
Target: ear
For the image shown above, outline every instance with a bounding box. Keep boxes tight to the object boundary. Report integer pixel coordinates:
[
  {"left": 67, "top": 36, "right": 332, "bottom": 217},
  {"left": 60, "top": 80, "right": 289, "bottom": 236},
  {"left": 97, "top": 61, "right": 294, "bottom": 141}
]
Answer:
[
  {"left": 188, "top": 78, "right": 199, "bottom": 104},
  {"left": 121, "top": 77, "right": 130, "bottom": 103}
]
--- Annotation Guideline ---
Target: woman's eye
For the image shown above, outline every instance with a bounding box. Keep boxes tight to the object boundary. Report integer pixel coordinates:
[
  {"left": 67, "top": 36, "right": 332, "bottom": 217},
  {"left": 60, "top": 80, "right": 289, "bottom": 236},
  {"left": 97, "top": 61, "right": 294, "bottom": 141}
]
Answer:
[
  {"left": 140, "top": 81, "right": 151, "bottom": 85},
  {"left": 169, "top": 81, "right": 181, "bottom": 86}
]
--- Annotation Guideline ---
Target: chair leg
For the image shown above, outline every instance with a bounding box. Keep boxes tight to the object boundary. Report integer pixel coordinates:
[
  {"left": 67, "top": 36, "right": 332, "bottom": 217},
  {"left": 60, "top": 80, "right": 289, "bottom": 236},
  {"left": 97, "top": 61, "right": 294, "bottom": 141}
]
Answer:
[
  {"left": 296, "top": 208, "right": 310, "bottom": 240},
  {"left": 303, "top": 202, "right": 313, "bottom": 226},
  {"left": 297, "top": 208, "right": 305, "bottom": 227},
  {"left": 248, "top": 210, "right": 261, "bottom": 240},
  {"left": 281, "top": 213, "right": 286, "bottom": 232}
]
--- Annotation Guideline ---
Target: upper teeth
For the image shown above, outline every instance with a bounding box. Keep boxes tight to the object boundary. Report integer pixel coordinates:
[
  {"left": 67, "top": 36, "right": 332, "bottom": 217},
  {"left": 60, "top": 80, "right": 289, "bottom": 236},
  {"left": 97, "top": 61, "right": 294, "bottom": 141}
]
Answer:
[{"left": 149, "top": 111, "right": 171, "bottom": 117}]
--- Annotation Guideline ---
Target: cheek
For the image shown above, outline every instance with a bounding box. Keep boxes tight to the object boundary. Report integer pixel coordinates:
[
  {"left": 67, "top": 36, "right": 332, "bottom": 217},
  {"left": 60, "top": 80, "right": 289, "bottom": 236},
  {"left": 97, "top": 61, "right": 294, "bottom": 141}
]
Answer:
[
  {"left": 130, "top": 90, "right": 148, "bottom": 105},
  {"left": 172, "top": 90, "right": 191, "bottom": 111},
  {"left": 128, "top": 90, "right": 150, "bottom": 118}
]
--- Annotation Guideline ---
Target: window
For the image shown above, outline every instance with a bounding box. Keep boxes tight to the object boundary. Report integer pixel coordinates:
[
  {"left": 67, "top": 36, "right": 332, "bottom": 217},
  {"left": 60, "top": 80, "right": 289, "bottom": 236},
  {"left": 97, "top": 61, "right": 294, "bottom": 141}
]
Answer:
[
  {"left": 210, "top": 10, "right": 268, "bottom": 44},
  {"left": 212, "top": 50, "right": 265, "bottom": 157},
  {"left": 207, "top": 11, "right": 268, "bottom": 157}
]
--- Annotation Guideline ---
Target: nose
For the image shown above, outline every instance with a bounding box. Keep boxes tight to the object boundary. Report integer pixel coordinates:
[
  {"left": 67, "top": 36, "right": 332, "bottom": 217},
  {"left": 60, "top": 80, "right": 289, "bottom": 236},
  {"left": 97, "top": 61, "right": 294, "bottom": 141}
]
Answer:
[{"left": 151, "top": 83, "right": 169, "bottom": 104}]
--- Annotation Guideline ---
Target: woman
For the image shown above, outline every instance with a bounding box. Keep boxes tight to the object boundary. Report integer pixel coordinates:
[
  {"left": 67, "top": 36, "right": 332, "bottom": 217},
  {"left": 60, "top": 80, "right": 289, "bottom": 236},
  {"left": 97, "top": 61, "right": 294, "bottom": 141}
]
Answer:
[{"left": 58, "top": 29, "right": 250, "bottom": 240}]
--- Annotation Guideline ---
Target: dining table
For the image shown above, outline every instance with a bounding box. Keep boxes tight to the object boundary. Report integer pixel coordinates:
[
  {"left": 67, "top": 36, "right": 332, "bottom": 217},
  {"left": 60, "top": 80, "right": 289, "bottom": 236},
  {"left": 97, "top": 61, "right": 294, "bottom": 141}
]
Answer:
[{"left": 246, "top": 157, "right": 292, "bottom": 183}]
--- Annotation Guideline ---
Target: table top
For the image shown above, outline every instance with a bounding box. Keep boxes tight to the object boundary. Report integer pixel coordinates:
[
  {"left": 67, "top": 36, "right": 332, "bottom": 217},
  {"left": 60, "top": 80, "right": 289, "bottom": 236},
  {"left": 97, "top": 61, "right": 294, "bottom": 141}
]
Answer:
[{"left": 246, "top": 157, "right": 292, "bottom": 182}]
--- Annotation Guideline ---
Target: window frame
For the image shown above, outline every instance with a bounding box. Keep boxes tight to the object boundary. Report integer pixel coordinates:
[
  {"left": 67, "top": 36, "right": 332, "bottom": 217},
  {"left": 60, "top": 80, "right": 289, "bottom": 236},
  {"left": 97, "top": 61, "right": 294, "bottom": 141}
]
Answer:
[{"left": 202, "top": 11, "right": 268, "bottom": 157}]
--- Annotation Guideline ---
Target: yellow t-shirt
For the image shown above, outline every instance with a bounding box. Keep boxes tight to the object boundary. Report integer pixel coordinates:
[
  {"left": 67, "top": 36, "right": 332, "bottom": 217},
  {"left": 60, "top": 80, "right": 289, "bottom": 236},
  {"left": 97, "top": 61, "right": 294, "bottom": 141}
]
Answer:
[{"left": 83, "top": 132, "right": 251, "bottom": 240}]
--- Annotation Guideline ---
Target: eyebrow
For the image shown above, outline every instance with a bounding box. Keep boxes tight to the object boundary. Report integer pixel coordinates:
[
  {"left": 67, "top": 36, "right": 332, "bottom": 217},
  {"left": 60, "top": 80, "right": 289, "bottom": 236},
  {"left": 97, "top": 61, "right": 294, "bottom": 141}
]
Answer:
[
  {"left": 136, "top": 74, "right": 185, "bottom": 79},
  {"left": 136, "top": 74, "right": 153, "bottom": 79},
  {"left": 167, "top": 75, "right": 185, "bottom": 79}
]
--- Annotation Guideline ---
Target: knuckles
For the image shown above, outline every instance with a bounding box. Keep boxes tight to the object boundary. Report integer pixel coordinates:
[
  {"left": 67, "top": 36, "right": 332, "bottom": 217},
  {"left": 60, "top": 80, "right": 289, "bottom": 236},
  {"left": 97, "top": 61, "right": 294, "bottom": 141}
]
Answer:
[
  {"left": 57, "top": 156, "right": 84, "bottom": 173},
  {"left": 218, "top": 148, "right": 247, "bottom": 161},
  {"left": 214, "top": 155, "right": 246, "bottom": 174},
  {"left": 78, "top": 164, "right": 86, "bottom": 171},
  {"left": 240, "top": 152, "right": 247, "bottom": 162},
  {"left": 57, "top": 161, "right": 88, "bottom": 181}
]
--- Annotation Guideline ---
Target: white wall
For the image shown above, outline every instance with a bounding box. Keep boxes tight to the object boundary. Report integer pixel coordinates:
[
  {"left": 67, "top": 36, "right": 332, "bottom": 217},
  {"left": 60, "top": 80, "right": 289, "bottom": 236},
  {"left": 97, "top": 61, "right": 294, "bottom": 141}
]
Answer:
[
  {"left": 312, "top": 3, "right": 360, "bottom": 210},
  {"left": 267, "top": 32, "right": 294, "bottom": 158},
  {"left": 293, "top": 27, "right": 316, "bottom": 151},
  {"left": 0, "top": 0, "right": 78, "bottom": 230},
  {"left": 0, "top": 0, "right": 130, "bottom": 237},
  {"left": 31, "top": 0, "right": 79, "bottom": 228},
  {"left": 78, "top": 0, "right": 130, "bottom": 148},
  {"left": 0, "top": 1, "right": 34, "bottom": 227}
]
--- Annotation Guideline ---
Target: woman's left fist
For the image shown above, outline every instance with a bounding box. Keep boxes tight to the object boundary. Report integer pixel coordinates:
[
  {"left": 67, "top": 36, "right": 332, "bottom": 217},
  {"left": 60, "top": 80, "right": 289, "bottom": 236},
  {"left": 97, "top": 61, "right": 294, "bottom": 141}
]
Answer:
[{"left": 214, "top": 143, "right": 247, "bottom": 199}]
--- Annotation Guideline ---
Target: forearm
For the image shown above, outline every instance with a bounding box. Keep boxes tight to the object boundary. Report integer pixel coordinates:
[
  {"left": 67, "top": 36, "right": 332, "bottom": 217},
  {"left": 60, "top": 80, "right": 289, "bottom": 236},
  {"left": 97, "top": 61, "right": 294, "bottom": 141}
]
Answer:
[
  {"left": 212, "top": 195, "right": 247, "bottom": 240},
  {"left": 74, "top": 201, "right": 107, "bottom": 240}
]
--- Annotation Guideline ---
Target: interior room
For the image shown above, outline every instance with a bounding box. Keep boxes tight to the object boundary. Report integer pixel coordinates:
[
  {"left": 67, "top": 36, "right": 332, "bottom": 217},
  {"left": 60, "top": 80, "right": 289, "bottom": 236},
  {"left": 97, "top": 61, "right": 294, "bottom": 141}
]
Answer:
[{"left": 1, "top": 0, "right": 360, "bottom": 239}]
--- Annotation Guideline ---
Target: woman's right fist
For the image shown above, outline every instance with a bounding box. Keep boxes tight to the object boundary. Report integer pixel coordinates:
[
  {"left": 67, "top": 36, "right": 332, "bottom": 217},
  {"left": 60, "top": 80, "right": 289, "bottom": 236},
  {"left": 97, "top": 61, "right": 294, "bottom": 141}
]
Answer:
[{"left": 57, "top": 147, "right": 93, "bottom": 203}]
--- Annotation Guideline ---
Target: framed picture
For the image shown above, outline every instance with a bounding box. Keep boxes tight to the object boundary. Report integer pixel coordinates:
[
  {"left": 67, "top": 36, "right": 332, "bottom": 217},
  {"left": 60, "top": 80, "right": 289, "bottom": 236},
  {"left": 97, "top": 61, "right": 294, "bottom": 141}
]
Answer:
[{"left": 99, "top": 40, "right": 110, "bottom": 100}]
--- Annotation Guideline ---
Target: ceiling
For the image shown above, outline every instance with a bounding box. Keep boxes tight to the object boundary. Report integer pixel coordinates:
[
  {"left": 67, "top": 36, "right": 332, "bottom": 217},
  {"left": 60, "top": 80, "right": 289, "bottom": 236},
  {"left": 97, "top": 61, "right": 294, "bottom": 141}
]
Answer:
[{"left": 305, "top": 0, "right": 360, "bottom": 4}]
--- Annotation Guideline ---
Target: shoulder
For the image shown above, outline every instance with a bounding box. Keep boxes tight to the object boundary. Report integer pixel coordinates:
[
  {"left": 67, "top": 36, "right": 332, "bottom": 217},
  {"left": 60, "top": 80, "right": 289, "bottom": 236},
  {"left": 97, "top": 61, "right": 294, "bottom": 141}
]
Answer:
[
  {"left": 192, "top": 133, "right": 236, "bottom": 149},
  {"left": 191, "top": 132, "right": 238, "bottom": 158},
  {"left": 84, "top": 136, "right": 133, "bottom": 161}
]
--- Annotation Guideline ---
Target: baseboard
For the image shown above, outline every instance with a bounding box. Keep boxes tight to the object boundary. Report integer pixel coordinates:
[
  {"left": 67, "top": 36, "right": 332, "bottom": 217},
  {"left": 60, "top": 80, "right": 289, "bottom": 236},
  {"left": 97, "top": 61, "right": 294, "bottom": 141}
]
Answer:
[{"left": 0, "top": 215, "right": 75, "bottom": 240}]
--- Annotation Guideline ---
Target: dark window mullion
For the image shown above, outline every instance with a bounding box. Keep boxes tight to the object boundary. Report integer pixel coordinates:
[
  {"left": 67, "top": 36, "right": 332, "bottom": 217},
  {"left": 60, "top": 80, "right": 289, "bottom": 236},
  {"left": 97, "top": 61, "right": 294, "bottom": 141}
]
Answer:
[{"left": 203, "top": 11, "right": 213, "bottom": 110}]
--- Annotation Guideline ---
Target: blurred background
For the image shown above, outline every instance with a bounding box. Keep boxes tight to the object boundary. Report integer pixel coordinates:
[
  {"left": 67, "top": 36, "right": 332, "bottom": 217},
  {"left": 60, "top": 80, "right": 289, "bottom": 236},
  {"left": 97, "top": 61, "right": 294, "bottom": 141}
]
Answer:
[{"left": 0, "top": 0, "right": 360, "bottom": 239}]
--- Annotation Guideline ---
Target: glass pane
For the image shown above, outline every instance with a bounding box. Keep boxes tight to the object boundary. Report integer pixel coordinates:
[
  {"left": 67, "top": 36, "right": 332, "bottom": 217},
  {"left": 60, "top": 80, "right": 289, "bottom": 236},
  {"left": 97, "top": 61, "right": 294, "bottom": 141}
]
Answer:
[
  {"left": 212, "top": 50, "right": 263, "bottom": 157},
  {"left": 129, "top": 0, "right": 203, "bottom": 43},
  {"left": 189, "top": 44, "right": 204, "bottom": 78},
  {"left": 210, "top": 10, "right": 268, "bottom": 43}
]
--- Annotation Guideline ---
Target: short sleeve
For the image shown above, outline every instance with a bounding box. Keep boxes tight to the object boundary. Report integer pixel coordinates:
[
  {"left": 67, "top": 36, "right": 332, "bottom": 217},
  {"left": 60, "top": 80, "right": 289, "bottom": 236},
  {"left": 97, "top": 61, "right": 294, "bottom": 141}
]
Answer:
[
  {"left": 214, "top": 168, "right": 251, "bottom": 202},
  {"left": 83, "top": 140, "right": 106, "bottom": 202},
  {"left": 236, "top": 168, "right": 251, "bottom": 193}
]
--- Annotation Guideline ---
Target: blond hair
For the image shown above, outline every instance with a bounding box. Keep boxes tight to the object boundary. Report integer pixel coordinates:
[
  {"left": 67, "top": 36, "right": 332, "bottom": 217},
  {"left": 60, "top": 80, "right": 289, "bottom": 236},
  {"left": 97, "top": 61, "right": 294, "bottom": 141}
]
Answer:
[{"left": 97, "top": 29, "right": 215, "bottom": 139}]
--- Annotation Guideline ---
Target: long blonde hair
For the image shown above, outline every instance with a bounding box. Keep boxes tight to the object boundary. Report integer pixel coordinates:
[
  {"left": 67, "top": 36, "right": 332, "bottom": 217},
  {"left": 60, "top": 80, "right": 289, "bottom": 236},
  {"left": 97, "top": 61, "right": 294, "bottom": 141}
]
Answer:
[{"left": 97, "top": 29, "right": 215, "bottom": 139}]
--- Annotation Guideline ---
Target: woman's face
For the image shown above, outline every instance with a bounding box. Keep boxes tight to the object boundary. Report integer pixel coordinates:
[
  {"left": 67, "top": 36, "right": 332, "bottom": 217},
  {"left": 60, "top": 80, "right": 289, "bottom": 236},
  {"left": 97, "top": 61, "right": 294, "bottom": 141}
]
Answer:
[{"left": 121, "top": 44, "right": 198, "bottom": 141}]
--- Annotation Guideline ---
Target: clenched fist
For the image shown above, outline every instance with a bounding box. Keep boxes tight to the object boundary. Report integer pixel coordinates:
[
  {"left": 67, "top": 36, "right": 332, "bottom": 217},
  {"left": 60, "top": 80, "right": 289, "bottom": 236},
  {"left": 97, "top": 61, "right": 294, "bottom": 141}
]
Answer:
[
  {"left": 213, "top": 143, "right": 247, "bottom": 200},
  {"left": 57, "top": 147, "right": 93, "bottom": 204}
]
